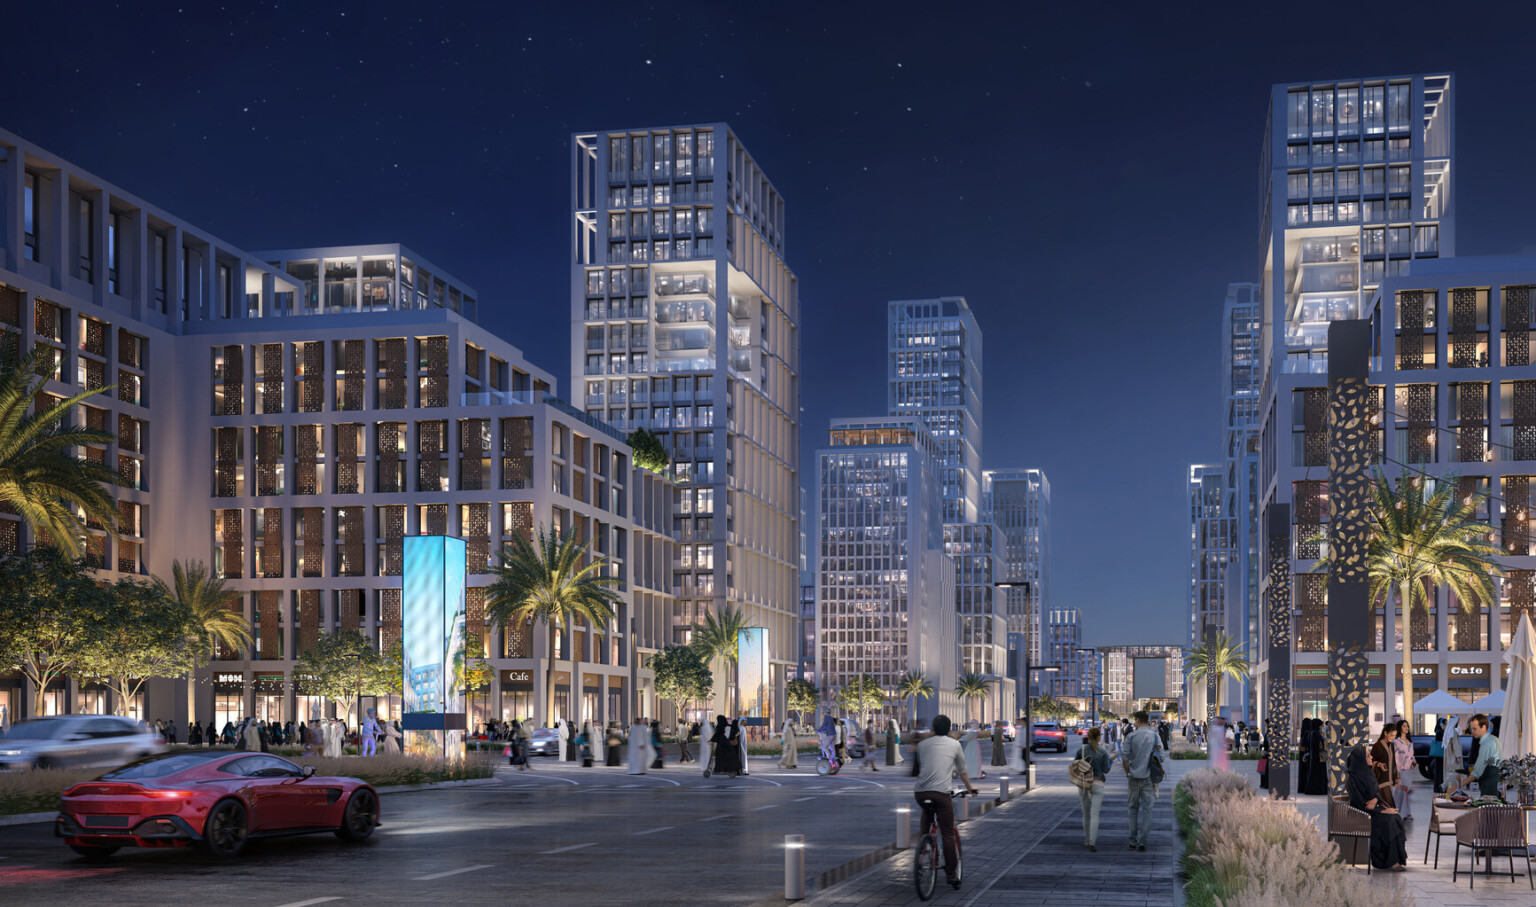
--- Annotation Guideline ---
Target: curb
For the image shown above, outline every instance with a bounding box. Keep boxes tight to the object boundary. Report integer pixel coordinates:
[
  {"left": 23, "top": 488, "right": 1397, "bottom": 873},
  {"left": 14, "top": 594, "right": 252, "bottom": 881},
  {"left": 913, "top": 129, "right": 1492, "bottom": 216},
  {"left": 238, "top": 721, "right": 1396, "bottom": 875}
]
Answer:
[{"left": 0, "top": 777, "right": 500, "bottom": 826}]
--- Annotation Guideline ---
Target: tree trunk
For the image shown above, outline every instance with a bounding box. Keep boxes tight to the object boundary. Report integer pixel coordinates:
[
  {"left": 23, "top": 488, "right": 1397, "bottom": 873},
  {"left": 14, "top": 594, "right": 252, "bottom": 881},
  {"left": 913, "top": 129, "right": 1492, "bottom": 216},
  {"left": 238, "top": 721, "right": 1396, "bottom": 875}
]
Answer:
[
  {"left": 545, "top": 622, "right": 558, "bottom": 728},
  {"left": 1400, "top": 580, "right": 1415, "bottom": 732},
  {"left": 572, "top": 623, "right": 584, "bottom": 730}
]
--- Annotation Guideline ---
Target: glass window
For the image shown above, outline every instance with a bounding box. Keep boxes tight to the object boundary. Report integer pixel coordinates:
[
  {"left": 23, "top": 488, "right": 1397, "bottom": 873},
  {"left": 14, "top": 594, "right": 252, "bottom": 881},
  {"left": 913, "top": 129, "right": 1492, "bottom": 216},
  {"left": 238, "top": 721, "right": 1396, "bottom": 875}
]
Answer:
[
  {"left": 1287, "top": 90, "right": 1308, "bottom": 140},
  {"left": 1287, "top": 172, "right": 1308, "bottom": 199},
  {"left": 1312, "top": 170, "right": 1334, "bottom": 197},
  {"left": 1388, "top": 83, "right": 1411, "bottom": 131},
  {"left": 1311, "top": 87, "right": 1334, "bottom": 138},
  {"left": 652, "top": 184, "right": 671, "bottom": 205},
  {"left": 1337, "top": 86, "right": 1359, "bottom": 134},
  {"left": 1363, "top": 85, "right": 1385, "bottom": 134},
  {"left": 652, "top": 133, "right": 672, "bottom": 179},
  {"left": 676, "top": 132, "right": 694, "bottom": 178},
  {"left": 1336, "top": 168, "right": 1359, "bottom": 195},
  {"left": 1414, "top": 225, "right": 1439, "bottom": 255},
  {"left": 608, "top": 136, "right": 627, "bottom": 175},
  {"left": 629, "top": 136, "right": 647, "bottom": 176},
  {"left": 1365, "top": 139, "right": 1386, "bottom": 162}
]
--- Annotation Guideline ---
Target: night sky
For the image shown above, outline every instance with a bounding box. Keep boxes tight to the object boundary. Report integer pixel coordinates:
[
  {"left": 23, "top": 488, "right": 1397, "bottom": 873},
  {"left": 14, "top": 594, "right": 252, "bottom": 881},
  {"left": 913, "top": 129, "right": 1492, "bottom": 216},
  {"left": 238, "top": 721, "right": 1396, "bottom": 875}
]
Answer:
[{"left": 10, "top": 2, "right": 1536, "bottom": 646}]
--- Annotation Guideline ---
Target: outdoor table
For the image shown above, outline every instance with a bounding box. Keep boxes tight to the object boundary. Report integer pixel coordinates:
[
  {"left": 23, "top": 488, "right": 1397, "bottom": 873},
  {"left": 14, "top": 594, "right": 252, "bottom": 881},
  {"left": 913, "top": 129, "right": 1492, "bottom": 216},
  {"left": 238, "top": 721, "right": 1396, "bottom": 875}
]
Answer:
[{"left": 1432, "top": 798, "right": 1536, "bottom": 870}]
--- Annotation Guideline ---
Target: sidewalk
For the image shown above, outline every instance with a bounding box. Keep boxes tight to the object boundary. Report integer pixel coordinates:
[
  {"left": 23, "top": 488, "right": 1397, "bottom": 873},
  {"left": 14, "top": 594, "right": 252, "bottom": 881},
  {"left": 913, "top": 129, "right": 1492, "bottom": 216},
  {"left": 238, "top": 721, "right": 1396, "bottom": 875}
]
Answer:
[{"left": 797, "top": 762, "right": 1186, "bottom": 907}]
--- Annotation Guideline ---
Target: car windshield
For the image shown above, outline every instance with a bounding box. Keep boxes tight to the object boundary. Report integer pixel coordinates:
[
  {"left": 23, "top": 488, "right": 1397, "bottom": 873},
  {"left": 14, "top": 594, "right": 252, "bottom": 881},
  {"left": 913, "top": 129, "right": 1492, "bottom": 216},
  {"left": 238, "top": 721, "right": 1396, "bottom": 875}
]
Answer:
[
  {"left": 99, "top": 752, "right": 225, "bottom": 780},
  {"left": 1, "top": 721, "right": 61, "bottom": 740}
]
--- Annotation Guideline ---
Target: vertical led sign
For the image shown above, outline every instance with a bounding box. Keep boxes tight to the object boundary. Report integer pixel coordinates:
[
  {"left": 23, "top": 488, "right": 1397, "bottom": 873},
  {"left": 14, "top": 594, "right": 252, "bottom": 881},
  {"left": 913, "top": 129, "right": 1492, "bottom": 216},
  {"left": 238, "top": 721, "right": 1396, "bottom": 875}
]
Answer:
[
  {"left": 738, "top": 627, "right": 769, "bottom": 723},
  {"left": 401, "top": 535, "right": 467, "bottom": 759}
]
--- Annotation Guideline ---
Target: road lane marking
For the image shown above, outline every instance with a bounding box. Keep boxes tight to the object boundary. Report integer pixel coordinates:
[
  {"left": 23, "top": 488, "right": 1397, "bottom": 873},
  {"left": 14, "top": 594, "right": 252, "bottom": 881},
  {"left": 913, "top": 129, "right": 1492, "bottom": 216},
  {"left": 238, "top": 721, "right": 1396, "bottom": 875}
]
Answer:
[
  {"left": 412, "top": 865, "right": 493, "bottom": 881},
  {"left": 751, "top": 804, "right": 779, "bottom": 810},
  {"left": 702, "top": 813, "right": 733, "bottom": 821},
  {"left": 738, "top": 775, "right": 783, "bottom": 787},
  {"left": 542, "top": 842, "right": 596, "bottom": 854},
  {"left": 274, "top": 899, "right": 342, "bottom": 907},
  {"left": 632, "top": 826, "right": 673, "bottom": 835},
  {"left": 793, "top": 796, "right": 815, "bottom": 802}
]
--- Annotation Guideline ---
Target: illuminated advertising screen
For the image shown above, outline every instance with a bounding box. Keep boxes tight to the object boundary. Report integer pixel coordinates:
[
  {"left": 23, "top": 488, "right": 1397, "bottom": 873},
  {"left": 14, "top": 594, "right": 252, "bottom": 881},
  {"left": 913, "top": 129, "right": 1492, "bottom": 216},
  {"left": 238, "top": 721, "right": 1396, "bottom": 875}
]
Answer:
[
  {"left": 401, "top": 535, "right": 467, "bottom": 758},
  {"left": 737, "top": 627, "right": 769, "bottom": 721},
  {"left": 1133, "top": 657, "right": 1168, "bottom": 702}
]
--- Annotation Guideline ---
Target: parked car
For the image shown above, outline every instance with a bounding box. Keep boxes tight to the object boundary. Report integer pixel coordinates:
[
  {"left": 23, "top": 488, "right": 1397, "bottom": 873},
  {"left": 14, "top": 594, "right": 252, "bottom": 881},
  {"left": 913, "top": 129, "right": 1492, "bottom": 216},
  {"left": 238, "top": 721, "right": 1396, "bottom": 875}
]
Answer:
[
  {"left": 56, "top": 750, "right": 379, "bottom": 859},
  {"left": 1409, "top": 733, "right": 1473, "bottom": 781},
  {"left": 1031, "top": 722, "right": 1068, "bottom": 753},
  {"left": 0, "top": 716, "right": 164, "bottom": 772},
  {"left": 526, "top": 727, "right": 563, "bottom": 757}
]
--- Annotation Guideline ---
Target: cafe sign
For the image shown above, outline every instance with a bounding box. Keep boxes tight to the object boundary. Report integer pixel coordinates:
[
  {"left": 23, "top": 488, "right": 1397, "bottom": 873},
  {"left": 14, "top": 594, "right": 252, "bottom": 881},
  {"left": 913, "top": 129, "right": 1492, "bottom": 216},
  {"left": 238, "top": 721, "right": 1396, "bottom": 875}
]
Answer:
[
  {"left": 500, "top": 669, "right": 533, "bottom": 689},
  {"left": 213, "top": 672, "right": 245, "bottom": 688}
]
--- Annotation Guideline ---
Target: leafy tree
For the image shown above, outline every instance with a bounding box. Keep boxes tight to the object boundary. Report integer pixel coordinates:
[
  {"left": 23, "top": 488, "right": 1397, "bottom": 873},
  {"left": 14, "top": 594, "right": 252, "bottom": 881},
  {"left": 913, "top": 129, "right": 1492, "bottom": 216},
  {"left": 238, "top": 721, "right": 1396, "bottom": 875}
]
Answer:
[
  {"left": 649, "top": 645, "right": 713, "bottom": 723},
  {"left": 75, "top": 579, "right": 202, "bottom": 716},
  {"left": 1316, "top": 470, "right": 1503, "bottom": 731},
  {"left": 485, "top": 526, "right": 621, "bottom": 727},
  {"left": 836, "top": 673, "right": 886, "bottom": 727},
  {"left": 1031, "top": 694, "right": 1067, "bottom": 721},
  {"left": 0, "top": 344, "right": 121, "bottom": 556},
  {"left": 689, "top": 605, "right": 750, "bottom": 715},
  {"left": 372, "top": 640, "right": 404, "bottom": 698},
  {"left": 786, "top": 677, "right": 820, "bottom": 723},
  {"left": 1186, "top": 631, "right": 1251, "bottom": 724},
  {"left": 626, "top": 427, "right": 670, "bottom": 474},
  {"left": 153, "top": 559, "right": 249, "bottom": 722},
  {"left": 1098, "top": 708, "right": 1120, "bottom": 722},
  {"left": 895, "top": 671, "right": 934, "bottom": 729},
  {"left": 0, "top": 549, "right": 120, "bottom": 714},
  {"left": 956, "top": 672, "right": 989, "bottom": 725},
  {"left": 292, "top": 630, "right": 394, "bottom": 727}
]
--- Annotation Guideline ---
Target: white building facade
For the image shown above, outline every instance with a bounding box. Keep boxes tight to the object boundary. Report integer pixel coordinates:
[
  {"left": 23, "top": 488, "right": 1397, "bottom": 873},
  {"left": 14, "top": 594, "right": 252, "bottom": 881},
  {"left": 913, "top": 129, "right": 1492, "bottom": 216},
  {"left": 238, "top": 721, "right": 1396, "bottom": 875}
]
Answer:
[{"left": 570, "top": 124, "right": 801, "bottom": 724}]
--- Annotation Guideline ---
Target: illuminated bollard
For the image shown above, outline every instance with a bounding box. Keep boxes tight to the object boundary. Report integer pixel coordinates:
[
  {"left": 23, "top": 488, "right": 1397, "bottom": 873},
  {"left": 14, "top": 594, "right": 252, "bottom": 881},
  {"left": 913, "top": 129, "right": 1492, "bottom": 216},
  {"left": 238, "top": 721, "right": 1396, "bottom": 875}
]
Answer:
[
  {"left": 958, "top": 794, "right": 969, "bottom": 821},
  {"left": 1027, "top": 762, "right": 1036, "bottom": 791},
  {"left": 998, "top": 775, "right": 1010, "bottom": 802},
  {"left": 896, "top": 806, "right": 911, "bottom": 848},
  {"left": 785, "top": 834, "right": 806, "bottom": 900}
]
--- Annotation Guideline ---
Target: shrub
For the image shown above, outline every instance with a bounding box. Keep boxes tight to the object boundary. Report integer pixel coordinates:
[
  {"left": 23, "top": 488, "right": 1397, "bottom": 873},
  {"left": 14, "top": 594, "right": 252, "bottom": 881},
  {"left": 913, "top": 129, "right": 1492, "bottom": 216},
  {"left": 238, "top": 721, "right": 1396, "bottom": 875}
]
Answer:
[
  {"left": 297, "top": 752, "right": 495, "bottom": 786},
  {"left": 1171, "top": 750, "right": 1210, "bottom": 760},
  {"left": 0, "top": 766, "right": 98, "bottom": 816},
  {"left": 1175, "top": 768, "right": 1413, "bottom": 907}
]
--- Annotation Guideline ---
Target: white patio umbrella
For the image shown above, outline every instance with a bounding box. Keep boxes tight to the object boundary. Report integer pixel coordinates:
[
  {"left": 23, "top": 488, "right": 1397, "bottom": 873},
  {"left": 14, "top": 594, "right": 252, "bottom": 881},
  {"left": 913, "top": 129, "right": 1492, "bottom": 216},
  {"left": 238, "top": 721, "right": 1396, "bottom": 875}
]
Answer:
[
  {"left": 1501, "top": 612, "right": 1536, "bottom": 760},
  {"left": 1472, "top": 689, "right": 1507, "bottom": 713},
  {"left": 1414, "top": 689, "right": 1479, "bottom": 714}
]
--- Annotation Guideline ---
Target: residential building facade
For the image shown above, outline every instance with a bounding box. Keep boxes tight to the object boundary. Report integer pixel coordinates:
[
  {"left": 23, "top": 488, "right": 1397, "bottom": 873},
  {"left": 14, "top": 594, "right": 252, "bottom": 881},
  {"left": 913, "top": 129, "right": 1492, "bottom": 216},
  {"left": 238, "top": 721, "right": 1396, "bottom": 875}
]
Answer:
[
  {"left": 0, "top": 128, "right": 674, "bottom": 732},
  {"left": 814, "top": 418, "right": 959, "bottom": 725},
  {"left": 1222, "top": 282, "right": 1262, "bottom": 721},
  {"left": 1100, "top": 644, "right": 1185, "bottom": 718},
  {"left": 1044, "top": 607, "right": 1085, "bottom": 701},
  {"left": 984, "top": 468, "right": 1051, "bottom": 664},
  {"left": 570, "top": 124, "right": 801, "bottom": 724}
]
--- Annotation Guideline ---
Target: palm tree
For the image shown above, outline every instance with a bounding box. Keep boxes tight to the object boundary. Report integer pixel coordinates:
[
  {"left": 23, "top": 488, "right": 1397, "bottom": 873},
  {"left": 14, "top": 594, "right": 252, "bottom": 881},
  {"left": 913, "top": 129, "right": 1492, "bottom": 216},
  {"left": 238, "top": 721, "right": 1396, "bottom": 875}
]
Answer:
[
  {"left": 895, "top": 671, "right": 934, "bottom": 729},
  {"left": 1318, "top": 471, "right": 1501, "bottom": 731},
  {"left": 154, "top": 559, "right": 248, "bottom": 723},
  {"left": 1186, "top": 631, "right": 1251, "bottom": 723},
  {"left": 956, "top": 672, "right": 989, "bottom": 726},
  {"left": 485, "top": 526, "right": 621, "bottom": 729},
  {"left": 688, "top": 605, "right": 750, "bottom": 716},
  {"left": 0, "top": 344, "right": 119, "bottom": 556}
]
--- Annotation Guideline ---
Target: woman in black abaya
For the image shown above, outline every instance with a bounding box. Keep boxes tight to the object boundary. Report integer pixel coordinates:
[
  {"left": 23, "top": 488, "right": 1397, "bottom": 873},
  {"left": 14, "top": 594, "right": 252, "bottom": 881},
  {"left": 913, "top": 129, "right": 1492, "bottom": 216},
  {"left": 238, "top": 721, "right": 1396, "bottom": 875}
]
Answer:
[
  {"left": 1302, "top": 719, "right": 1329, "bottom": 795},
  {"left": 1345, "top": 743, "right": 1408, "bottom": 871}
]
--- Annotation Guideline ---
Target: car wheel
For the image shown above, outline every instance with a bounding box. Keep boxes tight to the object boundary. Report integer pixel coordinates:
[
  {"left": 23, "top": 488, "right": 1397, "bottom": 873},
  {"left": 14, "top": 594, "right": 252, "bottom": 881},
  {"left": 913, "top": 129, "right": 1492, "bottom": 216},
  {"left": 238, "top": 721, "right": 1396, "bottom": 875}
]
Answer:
[
  {"left": 336, "top": 788, "right": 379, "bottom": 842},
  {"left": 68, "top": 844, "right": 119, "bottom": 860},
  {"left": 197, "top": 798, "right": 249, "bottom": 859}
]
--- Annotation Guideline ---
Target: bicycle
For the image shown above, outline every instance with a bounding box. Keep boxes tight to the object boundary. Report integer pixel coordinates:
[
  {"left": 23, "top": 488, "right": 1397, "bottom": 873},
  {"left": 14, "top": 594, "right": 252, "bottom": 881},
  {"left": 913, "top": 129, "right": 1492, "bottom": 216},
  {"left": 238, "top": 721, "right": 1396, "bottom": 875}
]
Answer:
[{"left": 913, "top": 788, "right": 972, "bottom": 900}]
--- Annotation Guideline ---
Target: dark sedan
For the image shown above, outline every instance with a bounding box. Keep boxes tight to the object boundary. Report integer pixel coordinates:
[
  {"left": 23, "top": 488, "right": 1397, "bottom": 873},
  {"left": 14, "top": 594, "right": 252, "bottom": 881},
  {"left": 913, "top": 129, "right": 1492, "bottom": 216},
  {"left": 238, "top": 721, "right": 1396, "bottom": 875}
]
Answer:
[{"left": 1408, "top": 733, "right": 1472, "bottom": 780}]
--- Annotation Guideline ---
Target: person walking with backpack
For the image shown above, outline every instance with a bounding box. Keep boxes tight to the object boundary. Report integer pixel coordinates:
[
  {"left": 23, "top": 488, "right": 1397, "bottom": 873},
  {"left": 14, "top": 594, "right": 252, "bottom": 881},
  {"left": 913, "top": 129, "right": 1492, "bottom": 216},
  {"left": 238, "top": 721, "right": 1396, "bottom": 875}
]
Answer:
[
  {"left": 1071, "top": 727, "right": 1115, "bottom": 851},
  {"left": 1122, "top": 710, "right": 1165, "bottom": 852}
]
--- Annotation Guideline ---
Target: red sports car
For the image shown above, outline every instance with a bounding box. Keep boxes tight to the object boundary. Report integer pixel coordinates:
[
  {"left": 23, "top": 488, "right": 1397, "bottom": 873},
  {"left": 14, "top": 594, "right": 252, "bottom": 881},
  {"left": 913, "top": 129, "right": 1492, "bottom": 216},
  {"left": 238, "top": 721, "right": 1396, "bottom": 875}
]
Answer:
[{"left": 55, "top": 750, "right": 380, "bottom": 859}]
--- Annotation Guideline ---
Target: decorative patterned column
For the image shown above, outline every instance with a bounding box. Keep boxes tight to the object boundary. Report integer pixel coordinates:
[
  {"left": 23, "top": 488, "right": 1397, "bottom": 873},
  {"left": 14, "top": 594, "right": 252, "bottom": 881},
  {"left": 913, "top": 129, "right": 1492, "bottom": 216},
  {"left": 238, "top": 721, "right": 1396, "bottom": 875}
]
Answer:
[
  {"left": 1327, "top": 320, "right": 1374, "bottom": 802},
  {"left": 1265, "top": 504, "right": 1293, "bottom": 798}
]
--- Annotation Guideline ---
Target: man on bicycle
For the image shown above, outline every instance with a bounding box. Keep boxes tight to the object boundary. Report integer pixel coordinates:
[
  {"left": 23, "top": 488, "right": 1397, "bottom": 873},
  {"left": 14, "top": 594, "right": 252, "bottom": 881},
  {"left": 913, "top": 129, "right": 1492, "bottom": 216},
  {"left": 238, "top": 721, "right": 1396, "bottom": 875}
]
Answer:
[{"left": 914, "top": 714, "right": 979, "bottom": 886}]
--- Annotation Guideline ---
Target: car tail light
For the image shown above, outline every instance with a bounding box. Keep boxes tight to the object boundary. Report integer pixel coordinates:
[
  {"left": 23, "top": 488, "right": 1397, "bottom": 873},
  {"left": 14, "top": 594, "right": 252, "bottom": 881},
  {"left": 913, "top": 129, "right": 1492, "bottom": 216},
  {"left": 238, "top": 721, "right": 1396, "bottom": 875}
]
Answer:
[
  {"left": 143, "top": 790, "right": 192, "bottom": 799},
  {"left": 65, "top": 783, "right": 144, "bottom": 797}
]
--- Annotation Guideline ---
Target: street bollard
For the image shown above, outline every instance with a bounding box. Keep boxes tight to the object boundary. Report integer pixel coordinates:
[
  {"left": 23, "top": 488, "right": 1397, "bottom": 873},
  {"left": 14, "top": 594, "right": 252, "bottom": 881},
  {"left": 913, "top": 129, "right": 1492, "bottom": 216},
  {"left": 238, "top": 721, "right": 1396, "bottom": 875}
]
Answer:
[
  {"left": 1027, "top": 762, "right": 1036, "bottom": 790},
  {"left": 785, "top": 834, "right": 806, "bottom": 900},
  {"left": 896, "top": 806, "right": 911, "bottom": 848},
  {"left": 998, "top": 775, "right": 1009, "bottom": 802},
  {"left": 958, "top": 794, "right": 969, "bottom": 821}
]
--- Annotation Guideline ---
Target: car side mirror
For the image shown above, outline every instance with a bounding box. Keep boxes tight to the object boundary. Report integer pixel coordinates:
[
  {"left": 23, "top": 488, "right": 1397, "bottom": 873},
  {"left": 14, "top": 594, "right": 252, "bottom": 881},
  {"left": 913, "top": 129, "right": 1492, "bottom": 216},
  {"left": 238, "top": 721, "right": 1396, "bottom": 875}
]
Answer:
[
  {"left": 64, "top": 732, "right": 89, "bottom": 742},
  {"left": 302, "top": 764, "right": 316, "bottom": 779}
]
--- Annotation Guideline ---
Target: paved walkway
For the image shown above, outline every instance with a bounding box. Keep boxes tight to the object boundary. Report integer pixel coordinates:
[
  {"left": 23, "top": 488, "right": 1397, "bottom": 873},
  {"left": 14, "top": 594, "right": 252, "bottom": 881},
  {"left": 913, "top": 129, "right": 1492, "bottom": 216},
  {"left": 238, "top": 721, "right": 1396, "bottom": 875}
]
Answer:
[
  {"left": 798, "top": 760, "right": 1187, "bottom": 907},
  {"left": 1294, "top": 789, "right": 1536, "bottom": 905}
]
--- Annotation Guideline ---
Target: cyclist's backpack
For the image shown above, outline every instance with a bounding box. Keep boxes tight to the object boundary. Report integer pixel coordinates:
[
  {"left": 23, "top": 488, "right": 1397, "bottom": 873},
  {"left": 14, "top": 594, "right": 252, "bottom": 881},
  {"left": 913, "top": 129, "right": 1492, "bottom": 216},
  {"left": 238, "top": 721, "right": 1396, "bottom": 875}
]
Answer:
[{"left": 1069, "top": 747, "right": 1097, "bottom": 790}]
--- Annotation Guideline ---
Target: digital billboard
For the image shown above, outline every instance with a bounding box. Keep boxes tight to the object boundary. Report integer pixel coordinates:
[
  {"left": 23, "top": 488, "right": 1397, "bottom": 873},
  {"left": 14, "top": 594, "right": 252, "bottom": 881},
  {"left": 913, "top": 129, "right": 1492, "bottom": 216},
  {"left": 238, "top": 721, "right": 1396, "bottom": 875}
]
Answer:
[
  {"left": 1133, "top": 657, "right": 1168, "bottom": 703},
  {"left": 738, "top": 627, "right": 769, "bottom": 722},
  {"left": 401, "top": 535, "right": 467, "bottom": 759}
]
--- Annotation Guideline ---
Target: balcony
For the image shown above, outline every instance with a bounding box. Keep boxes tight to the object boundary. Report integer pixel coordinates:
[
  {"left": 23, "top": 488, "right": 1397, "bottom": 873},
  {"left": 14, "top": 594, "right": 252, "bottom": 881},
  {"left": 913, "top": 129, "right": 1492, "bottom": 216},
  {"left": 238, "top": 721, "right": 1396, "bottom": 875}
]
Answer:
[
  {"left": 654, "top": 273, "right": 714, "bottom": 299},
  {"left": 462, "top": 390, "right": 536, "bottom": 407},
  {"left": 657, "top": 300, "right": 713, "bottom": 325}
]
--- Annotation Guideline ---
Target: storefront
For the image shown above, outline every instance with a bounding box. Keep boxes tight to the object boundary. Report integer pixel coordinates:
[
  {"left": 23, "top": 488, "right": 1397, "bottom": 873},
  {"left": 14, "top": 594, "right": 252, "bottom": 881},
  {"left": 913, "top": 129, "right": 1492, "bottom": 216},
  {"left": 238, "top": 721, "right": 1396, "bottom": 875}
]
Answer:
[
  {"left": 500, "top": 669, "right": 533, "bottom": 722},
  {"left": 1293, "top": 664, "right": 1385, "bottom": 722},
  {"left": 582, "top": 674, "right": 600, "bottom": 725},
  {"left": 1448, "top": 662, "right": 1493, "bottom": 707},
  {"left": 74, "top": 681, "right": 110, "bottom": 717},
  {"left": 39, "top": 681, "right": 66, "bottom": 717},
  {"left": 253, "top": 674, "right": 285, "bottom": 724},
  {"left": 294, "top": 678, "right": 326, "bottom": 725},
  {"left": 0, "top": 673, "right": 20, "bottom": 726},
  {"left": 1397, "top": 664, "right": 1438, "bottom": 733},
  {"left": 608, "top": 675, "right": 624, "bottom": 727},
  {"left": 213, "top": 672, "right": 245, "bottom": 728},
  {"left": 552, "top": 670, "right": 570, "bottom": 723}
]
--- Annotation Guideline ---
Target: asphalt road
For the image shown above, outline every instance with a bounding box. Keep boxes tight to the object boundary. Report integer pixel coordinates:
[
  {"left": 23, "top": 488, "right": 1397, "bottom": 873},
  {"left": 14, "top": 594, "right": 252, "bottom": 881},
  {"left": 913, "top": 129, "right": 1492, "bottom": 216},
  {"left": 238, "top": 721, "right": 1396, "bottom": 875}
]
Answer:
[{"left": 0, "top": 741, "right": 1076, "bottom": 907}]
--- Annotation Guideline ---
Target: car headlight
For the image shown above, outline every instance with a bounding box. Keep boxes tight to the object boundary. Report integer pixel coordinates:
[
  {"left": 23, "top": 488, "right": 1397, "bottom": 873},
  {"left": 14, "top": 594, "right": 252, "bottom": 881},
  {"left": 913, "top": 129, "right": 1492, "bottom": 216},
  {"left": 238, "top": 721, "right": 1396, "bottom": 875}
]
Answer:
[{"left": 0, "top": 750, "right": 20, "bottom": 757}]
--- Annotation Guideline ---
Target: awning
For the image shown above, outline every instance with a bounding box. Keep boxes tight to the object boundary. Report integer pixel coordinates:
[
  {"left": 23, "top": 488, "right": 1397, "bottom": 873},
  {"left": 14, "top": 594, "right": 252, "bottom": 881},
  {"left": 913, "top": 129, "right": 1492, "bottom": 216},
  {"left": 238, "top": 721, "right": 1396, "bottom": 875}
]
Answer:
[
  {"left": 1413, "top": 689, "right": 1478, "bottom": 713},
  {"left": 1471, "top": 689, "right": 1506, "bottom": 713}
]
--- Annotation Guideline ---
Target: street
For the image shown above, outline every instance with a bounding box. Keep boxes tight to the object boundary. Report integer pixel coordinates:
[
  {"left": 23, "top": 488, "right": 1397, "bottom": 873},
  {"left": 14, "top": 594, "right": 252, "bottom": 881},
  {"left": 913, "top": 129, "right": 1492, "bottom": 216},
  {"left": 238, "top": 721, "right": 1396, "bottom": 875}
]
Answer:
[{"left": 0, "top": 743, "right": 1076, "bottom": 906}]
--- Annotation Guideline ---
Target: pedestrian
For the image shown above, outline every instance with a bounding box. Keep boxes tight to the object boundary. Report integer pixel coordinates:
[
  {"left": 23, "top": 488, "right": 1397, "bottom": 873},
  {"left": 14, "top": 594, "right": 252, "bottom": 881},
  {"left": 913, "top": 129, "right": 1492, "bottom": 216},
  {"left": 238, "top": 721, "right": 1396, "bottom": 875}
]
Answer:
[
  {"left": 817, "top": 714, "right": 838, "bottom": 769},
  {"left": 861, "top": 722, "right": 879, "bottom": 771},
  {"left": 1451, "top": 712, "right": 1502, "bottom": 797},
  {"left": 959, "top": 723, "right": 984, "bottom": 780},
  {"left": 990, "top": 721, "right": 1006, "bottom": 767},
  {"left": 650, "top": 720, "right": 665, "bottom": 770},
  {"left": 299, "top": 721, "right": 311, "bottom": 754},
  {"left": 709, "top": 715, "right": 741, "bottom": 776},
  {"left": 556, "top": 718, "right": 572, "bottom": 763},
  {"left": 1369, "top": 724, "right": 1400, "bottom": 809},
  {"left": 778, "top": 715, "right": 798, "bottom": 769},
  {"left": 913, "top": 715, "right": 979, "bottom": 889},
  {"left": 519, "top": 720, "right": 535, "bottom": 770},
  {"left": 188, "top": 721, "right": 202, "bottom": 746},
  {"left": 1392, "top": 718, "right": 1416, "bottom": 821},
  {"left": 834, "top": 718, "right": 848, "bottom": 767},
  {"left": 166, "top": 720, "right": 177, "bottom": 744},
  {"left": 1075, "top": 726, "right": 1113, "bottom": 851},
  {"left": 627, "top": 718, "right": 649, "bottom": 774},
  {"left": 733, "top": 718, "right": 749, "bottom": 774},
  {"left": 1441, "top": 715, "right": 1463, "bottom": 792},
  {"left": 578, "top": 722, "right": 593, "bottom": 766},
  {"left": 205, "top": 721, "right": 216, "bottom": 747},
  {"left": 1157, "top": 718, "right": 1170, "bottom": 753},
  {"left": 1121, "top": 709, "right": 1164, "bottom": 852},
  {"left": 1345, "top": 743, "right": 1408, "bottom": 870},
  {"left": 508, "top": 719, "right": 527, "bottom": 770},
  {"left": 1302, "top": 718, "right": 1328, "bottom": 794}
]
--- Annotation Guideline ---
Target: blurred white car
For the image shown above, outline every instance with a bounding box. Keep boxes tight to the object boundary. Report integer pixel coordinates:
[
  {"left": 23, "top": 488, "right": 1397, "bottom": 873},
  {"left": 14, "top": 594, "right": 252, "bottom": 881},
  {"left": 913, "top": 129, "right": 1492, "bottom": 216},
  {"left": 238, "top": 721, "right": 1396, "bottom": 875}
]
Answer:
[{"left": 0, "top": 715, "right": 164, "bottom": 771}]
